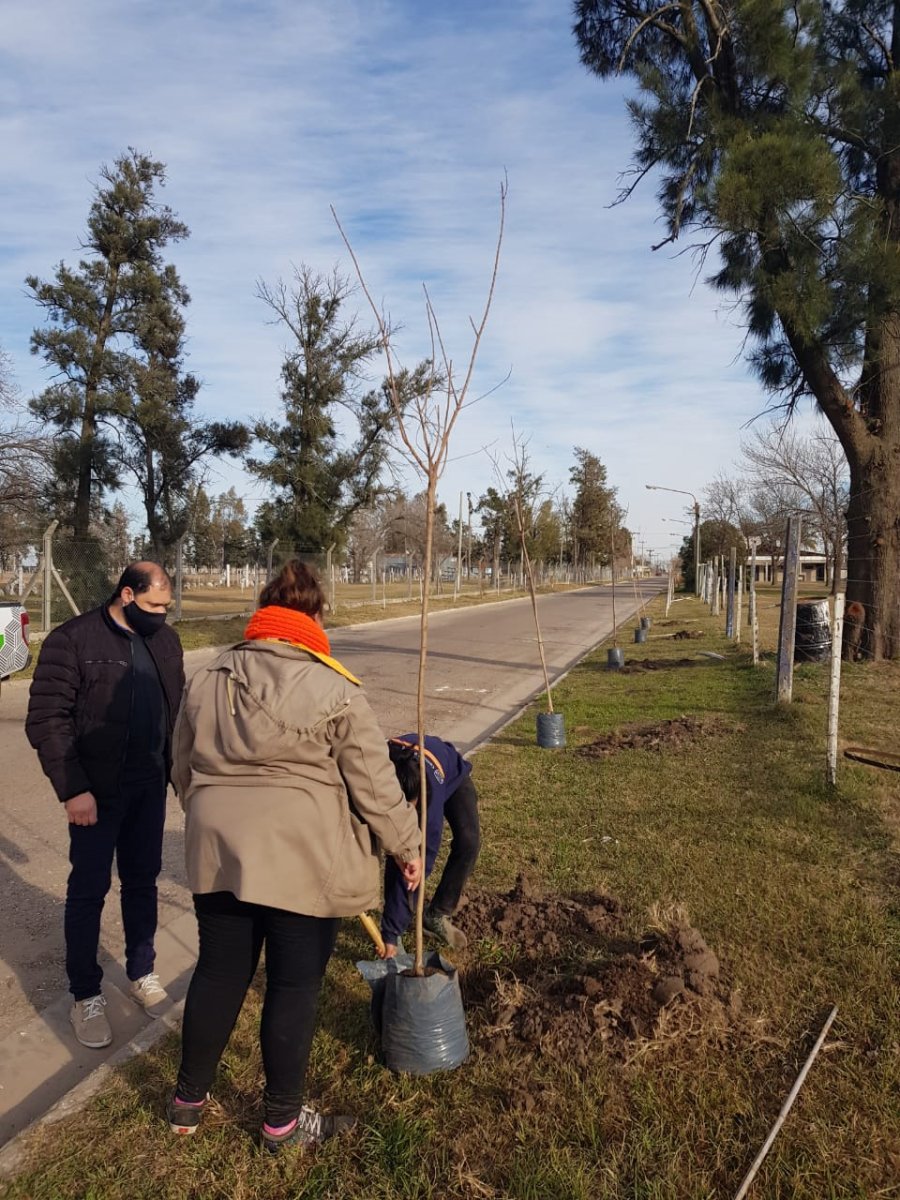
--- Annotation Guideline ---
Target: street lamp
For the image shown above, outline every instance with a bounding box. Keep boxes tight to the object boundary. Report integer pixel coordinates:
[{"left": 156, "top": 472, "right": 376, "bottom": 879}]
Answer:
[
  {"left": 466, "top": 491, "right": 473, "bottom": 580},
  {"left": 646, "top": 484, "right": 701, "bottom": 596}
]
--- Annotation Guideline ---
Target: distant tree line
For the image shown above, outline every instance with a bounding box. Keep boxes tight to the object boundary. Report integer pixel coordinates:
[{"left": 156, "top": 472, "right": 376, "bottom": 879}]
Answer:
[{"left": 0, "top": 149, "right": 634, "bottom": 590}]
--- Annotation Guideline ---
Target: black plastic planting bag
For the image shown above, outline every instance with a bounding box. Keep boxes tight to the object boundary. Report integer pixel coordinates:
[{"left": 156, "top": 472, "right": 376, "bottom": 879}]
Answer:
[{"left": 356, "top": 951, "right": 469, "bottom": 1075}]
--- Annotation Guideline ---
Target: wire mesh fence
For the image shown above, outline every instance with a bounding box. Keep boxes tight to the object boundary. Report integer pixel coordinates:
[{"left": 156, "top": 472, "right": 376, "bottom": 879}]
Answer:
[{"left": 2, "top": 525, "right": 637, "bottom": 633}]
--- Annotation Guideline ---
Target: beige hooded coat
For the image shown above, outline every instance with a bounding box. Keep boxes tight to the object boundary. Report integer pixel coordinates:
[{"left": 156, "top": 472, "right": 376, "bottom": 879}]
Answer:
[{"left": 172, "top": 639, "right": 420, "bottom": 917}]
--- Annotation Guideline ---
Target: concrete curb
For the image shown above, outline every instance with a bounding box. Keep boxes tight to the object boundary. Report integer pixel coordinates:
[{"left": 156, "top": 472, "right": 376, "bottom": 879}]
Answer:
[{"left": 0, "top": 1000, "right": 184, "bottom": 1180}]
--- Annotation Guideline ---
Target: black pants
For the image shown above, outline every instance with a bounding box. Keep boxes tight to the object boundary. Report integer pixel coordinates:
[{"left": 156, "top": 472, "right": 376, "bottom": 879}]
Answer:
[
  {"left": 65, "top": 769, "right": 166, "bottom": 1001},
  {"left": 430, "top": 776, "right": 481, "bottom": 916},
  {"left": 176, "top": 891, "right": 340, "bottom": 1127}
]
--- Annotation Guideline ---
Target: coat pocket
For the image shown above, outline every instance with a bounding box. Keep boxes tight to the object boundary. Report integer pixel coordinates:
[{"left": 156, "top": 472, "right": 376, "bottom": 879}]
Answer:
[{"left": 324, "top": 800, "right": 379, "bottom": 902}]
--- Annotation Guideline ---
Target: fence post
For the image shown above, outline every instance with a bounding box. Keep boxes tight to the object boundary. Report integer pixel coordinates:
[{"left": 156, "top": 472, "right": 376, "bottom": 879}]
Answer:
[
  {"left": 266, "top": 539, "right": 279, "bottom": 583},
  {"left": 748, "top": 538, "right": 758, "bottom": 626},
  {"left": 326, "top": 544, "right": 336, "bottom": 615},
  {"left": 735, "top": 562, "right": 743, "bottom": 644},
  {"left": 748, "top": 538, "right": 760, "bottom": 664},
  {"left": 775, "top": 515, "right": 803, "bottom": 703},
  {"left": 42, "top": 521, "right": 58, "bottom": 632},
  {"left": 726, "top": 546, "right": 736, "bottom": 638},
  {"left": 826, "top": 592, "right": 846, "bottom": 787},
  {"left": 712, "top": 560, "right": 720, "bottom": 617},
  {"left": 174, "top": 536, "right": 185, "bottom": 622}
]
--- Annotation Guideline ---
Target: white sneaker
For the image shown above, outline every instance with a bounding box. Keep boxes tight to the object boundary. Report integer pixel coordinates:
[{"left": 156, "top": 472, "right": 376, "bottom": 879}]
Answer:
[
  {"left": 131, "top": 972, "right": 170, "bottom": 1018},
  {"left": 70, "top": 994, "right": 112, "bottom": 1048}
]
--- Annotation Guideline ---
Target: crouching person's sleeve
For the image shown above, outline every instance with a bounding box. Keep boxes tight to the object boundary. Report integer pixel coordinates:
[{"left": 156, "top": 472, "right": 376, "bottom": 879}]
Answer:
[{"left": 331, "top": 691, "right": 421, "bottom": 862}]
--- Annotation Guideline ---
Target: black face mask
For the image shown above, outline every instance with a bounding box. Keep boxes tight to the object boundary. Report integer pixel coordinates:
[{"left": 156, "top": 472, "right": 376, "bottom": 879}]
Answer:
[{"left": 123, "top": 601, "right": 167, "bottom": 637}]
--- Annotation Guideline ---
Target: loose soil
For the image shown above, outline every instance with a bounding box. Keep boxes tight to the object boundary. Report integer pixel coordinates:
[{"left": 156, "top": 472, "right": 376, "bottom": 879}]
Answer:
[
  {"left": 456, "top": 877, "right": 733, "bottom": 1070},
  {"left": 618, "top": 657, "right": 701, "bottom": 673},
  {"left": 579, "top": 715, "right": 735, "bottom": 758}
]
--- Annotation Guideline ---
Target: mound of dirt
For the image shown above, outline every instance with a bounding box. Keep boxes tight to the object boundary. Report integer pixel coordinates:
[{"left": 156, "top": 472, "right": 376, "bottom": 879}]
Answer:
[
  {"left": 619, "top": 657, "right": 700, "bottom": 673},
  {"left": 671, "top": 629, "right": 705, "bottom": 640},
  {"left": 579, "top": 715, "right": 733, "bottom": 758},
  {"left": 456, "top": 878, "right": 731, "bottom": 1067}
]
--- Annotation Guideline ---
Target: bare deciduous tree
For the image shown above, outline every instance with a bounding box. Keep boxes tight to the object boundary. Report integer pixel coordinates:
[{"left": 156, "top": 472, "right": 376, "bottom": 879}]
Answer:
[
  {"left": 0, "top": 347, "right": 49, "bottom": 543},
  {"left": 335, "top": 182, "right": 506, "bottom": 974},
  {"left": 740, "top": 427, "right": 849, "bottom": 593}
]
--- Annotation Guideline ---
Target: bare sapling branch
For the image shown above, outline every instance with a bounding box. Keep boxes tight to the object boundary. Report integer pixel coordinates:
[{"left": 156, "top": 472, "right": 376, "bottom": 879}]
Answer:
[{"left": 333, "top": 180, "right": 506, "bottom": 975}]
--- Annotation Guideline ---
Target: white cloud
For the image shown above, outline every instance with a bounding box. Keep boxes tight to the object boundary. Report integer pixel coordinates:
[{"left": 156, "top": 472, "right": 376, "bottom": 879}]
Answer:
[{"left": 1, "top": 0, "right": 785, "bottom": 549}]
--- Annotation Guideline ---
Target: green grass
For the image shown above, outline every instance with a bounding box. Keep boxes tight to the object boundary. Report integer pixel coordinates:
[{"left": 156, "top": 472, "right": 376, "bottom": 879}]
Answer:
[{"left": 3, "top": 595, "right": 898, "bottom": 1199}]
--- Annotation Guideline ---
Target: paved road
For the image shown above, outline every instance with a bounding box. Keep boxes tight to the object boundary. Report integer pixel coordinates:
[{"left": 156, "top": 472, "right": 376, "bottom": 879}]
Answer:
[{"left": 0, "top": 580, "right": 664, "bottom": 1045}]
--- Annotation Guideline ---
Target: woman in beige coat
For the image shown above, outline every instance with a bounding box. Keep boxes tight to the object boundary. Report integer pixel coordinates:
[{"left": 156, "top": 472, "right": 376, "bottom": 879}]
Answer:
[{"left": 167, "top": 560, "right": 422, "bottom": 1153}]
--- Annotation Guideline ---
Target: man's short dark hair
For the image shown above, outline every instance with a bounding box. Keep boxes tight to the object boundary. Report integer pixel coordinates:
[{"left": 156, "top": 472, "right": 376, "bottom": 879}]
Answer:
[
  {"left": 388, "top": 739, "right": 430, "bottom": 804},
  {"left": 112, "top": 563, "right": 167, "bottom": 600}
]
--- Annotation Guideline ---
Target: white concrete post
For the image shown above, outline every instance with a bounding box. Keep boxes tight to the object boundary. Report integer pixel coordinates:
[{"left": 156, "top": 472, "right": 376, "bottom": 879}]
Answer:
[{"left": 826, "top": 592, "right": 846, "bottom": 787}]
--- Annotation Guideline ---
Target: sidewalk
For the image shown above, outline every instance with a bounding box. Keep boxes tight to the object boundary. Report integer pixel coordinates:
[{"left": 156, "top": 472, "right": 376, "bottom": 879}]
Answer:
[{"left": 0, "top": 908, "right": 198, "bottom": 1175}]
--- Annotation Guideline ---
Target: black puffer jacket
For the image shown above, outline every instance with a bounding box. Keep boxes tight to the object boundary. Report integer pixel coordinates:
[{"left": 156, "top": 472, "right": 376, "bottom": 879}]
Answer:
[{"left": 25, "top": 605, "right": 185, "bottom": 802}]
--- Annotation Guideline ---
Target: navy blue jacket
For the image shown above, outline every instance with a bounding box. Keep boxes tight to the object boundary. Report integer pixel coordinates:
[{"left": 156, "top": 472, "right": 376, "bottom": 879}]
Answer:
[{"left": 380, "top": 734, "right": 471, "bottom": 943}]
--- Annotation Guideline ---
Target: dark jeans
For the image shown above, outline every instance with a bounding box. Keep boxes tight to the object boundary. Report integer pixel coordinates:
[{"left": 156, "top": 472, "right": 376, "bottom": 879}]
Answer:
[
  {"left": 65, "top": 768, "right": 166, "bottom": 1001},
  {"left": 430, "top": 776, "right": 480, "bottom": 916},
  {"left": 176, "top": 891, "right": 340, "bottom": 1127}
]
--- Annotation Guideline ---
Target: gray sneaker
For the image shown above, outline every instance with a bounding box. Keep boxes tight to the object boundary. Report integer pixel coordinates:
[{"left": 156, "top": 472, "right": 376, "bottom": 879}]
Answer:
[
  {"left": 131, "top": 972, "right": 170, "bottom": 1018},
  {"left": 70, "top": 994, "right": 112, "bottom": 1048},
  {"left": 422, "top": 907, "right": 468, "bottom": 950},
  {"left": 261, "top": 1105, "right": 356, "bottom": 1153}
]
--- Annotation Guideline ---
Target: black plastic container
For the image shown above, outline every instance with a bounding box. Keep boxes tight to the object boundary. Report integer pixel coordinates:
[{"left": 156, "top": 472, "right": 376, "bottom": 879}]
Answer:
[
  {"left": 536, "top": 711, "right": 566, "bottom": 747},
  {"left": 794, "top": 598, "right": 831, "bottom": 663}
]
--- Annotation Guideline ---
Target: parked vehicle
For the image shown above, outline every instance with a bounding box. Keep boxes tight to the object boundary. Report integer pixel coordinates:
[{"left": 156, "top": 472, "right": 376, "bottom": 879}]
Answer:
[{"left": 0, "top": 602, "right": 30, "bottom": 691}]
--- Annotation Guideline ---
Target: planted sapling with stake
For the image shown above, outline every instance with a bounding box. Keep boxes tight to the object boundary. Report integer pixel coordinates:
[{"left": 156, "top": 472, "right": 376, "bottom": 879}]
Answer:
[
  {"left": 335, "top": 180, "right": 506, "bottom": 978},
  {"left": 495, "top": 427, "right": 562, "bottom": 745}
]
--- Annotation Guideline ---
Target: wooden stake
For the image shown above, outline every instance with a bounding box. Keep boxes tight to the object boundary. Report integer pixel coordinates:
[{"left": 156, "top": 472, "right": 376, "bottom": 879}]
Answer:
[{"left": 733, "top": 1006, "right": 838, "bottom": 1200}]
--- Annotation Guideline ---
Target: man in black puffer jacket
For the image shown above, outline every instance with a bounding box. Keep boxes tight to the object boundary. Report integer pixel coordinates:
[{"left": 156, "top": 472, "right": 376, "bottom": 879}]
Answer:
[{"left": 26, "top": 562, "right": 185, "bottom": 1049}]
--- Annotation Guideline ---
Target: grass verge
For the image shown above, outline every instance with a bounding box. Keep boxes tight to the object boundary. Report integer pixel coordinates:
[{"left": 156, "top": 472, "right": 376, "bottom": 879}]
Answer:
[{"left": 3, "top": 595, "right": 898, "bottom": 1199}]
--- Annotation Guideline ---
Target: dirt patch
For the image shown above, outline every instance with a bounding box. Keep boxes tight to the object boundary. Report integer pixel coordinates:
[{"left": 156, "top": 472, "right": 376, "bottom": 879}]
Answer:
[
  {"left": 456, "top": 877, "right": 732, "bottom": 1068},
  {"left": 579, "top": 715, "right": 734, "bottom": 759},
  {"left": 670, "top": 629, "right": 705, "bottom": 640},
  {"left": 619, "top": 657, "right": 701, "bottom": 673}
]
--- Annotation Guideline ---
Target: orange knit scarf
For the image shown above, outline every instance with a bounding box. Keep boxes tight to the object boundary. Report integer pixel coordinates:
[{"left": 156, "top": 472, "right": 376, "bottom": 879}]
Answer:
[{"left": 243, "top": 606, "right": 331, "bottom": 656}]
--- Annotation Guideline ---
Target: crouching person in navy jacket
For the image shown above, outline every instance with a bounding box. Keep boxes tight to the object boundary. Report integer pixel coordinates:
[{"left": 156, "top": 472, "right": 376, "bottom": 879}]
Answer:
[{"left": 379, "top": 734, "right": 481, "bottom": 956}]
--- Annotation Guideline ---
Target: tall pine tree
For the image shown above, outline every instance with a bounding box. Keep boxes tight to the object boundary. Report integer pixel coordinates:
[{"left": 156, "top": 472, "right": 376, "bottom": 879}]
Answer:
[
  {"left": 575, "top": 0, "right": 900, "bottom": 658},
  {"left": 249, "top": 266, "right": 427, "bottom": 552},
  {"left": 28, "top": 151, "right": 188, "bottom": 538}
]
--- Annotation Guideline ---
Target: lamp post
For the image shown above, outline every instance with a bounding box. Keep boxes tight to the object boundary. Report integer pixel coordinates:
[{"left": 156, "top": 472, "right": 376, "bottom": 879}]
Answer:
[
  {"left": 466, "top": 491, "right": 473, "bottom": 580},
  {"left": 646, "top": 484, "right": 701, "bottom": 596}
]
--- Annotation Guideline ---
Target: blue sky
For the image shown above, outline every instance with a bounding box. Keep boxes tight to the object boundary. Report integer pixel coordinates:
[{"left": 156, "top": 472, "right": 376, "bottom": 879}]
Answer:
[{"left": 1, "top": 0, "right": 821, "bottom": 558}]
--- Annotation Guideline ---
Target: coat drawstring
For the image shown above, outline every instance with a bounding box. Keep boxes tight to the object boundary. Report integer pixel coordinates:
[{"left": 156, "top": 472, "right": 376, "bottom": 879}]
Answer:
[{"left": 226, "top": 673, "right": 237, "bottom": 717}]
